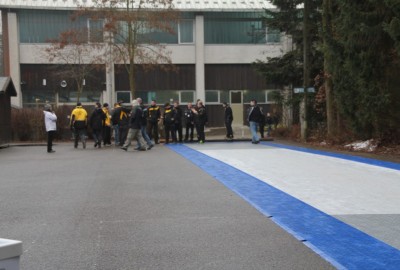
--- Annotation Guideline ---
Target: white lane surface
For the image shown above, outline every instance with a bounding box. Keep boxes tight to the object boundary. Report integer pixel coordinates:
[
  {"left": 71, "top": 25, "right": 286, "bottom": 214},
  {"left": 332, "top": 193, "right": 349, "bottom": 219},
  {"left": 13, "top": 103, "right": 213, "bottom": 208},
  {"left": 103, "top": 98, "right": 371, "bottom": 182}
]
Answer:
[{"left": 188, "top": 143, "right": 400, "bottom": 216}]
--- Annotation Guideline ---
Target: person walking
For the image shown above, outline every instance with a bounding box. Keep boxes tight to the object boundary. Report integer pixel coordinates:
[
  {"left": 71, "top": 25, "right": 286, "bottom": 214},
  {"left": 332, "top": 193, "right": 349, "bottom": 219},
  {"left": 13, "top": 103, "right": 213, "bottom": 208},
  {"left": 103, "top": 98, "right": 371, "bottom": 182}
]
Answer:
[
  {"left": 192, "top": 100, "right": 207, "bottom": 144},
  {"left": 111, "top": 103, "right": 120, "bottom": 146},
  {"left": 90, "top": 102, "right": 106, "bottom": 148},
  {"left": 70, "top": 102, "right": 88, "bottom": 149},
  {"left": 259, "top": 107, "right": 266, "bottom": 139},
  {"left": 163, "top": 102, "right": 177, "bottom": 144},
  {"left": 147, "top": 100, "right": 161, "bottom": 144},
  {"left": 173, "top": 101, "right": 183, "bottom": 142},
  {"left": 43, "top": 104, "right": 57, "bottom": 153},
  {"left": 102, "top": 103, "right": 112, "bottom": 146},
  {"left": 136, "top": 97, "right": 154, "bottom": 150},
  {"left": 247, "top": 99, "right": 262, "bottom": 144},
  {"left": 112, "top": 101, "right": 130, "bottom": 146},
  {"left": 121, "top": 99, "right": 148, "bottom": 151},
  {"left": 222, "top": 102, "right": 233, "bottom": 140},
  {"left": 184, "top": 102, "right": 194, "bottom": 142}
]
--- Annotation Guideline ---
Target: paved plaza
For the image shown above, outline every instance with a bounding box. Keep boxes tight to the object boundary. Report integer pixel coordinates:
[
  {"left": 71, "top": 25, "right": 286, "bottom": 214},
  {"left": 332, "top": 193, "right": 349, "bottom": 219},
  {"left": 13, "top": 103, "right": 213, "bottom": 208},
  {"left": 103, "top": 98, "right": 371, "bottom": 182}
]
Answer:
[{"left": 0, "top": 141, "right": 399, "bottom": 269}]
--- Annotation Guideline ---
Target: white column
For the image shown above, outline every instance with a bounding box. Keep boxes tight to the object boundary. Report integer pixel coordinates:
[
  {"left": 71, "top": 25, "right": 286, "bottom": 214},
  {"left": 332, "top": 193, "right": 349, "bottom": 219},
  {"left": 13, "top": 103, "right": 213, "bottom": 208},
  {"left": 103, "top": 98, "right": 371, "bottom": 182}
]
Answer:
[
  {"left": 195, "top": 15, "right": 205, "bottom": 102},
  {"left": 105, "top": 30, "right": 115, "bottom": 105},
  {"left": 7, "top": 13, "right": 22, "bottom": 107}
]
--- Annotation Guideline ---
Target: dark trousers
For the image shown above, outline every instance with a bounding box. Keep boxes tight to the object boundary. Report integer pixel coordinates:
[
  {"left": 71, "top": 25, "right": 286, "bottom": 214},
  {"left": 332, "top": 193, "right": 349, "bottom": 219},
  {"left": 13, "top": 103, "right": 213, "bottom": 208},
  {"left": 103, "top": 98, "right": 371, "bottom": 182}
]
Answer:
[
  {"left": 147, "top": 120, "right": 159, "bottom": 143},
  {"left": 164, "top": 123, "right": 176, "bottom": 143},
  {"left": 119, "top": 125, "right": 129, "bottom": 146},
  {"left": 259, "top": 124, "right": 265, "bottom": 138},
  {"left": 196, "top": 123, "right": 205, "bottom": 142},
  {"left": 103, "top": 126, "right": 111, "bottom": 145},
  {"left": 92, "top": 128, "right": 103, "bottom": 144},
  {"left": 175, "top": 122, "right": 183, "bottom": 142},
  {"left": 47, "top": 130, "right": 55, "bottom": 152},
  {"left": 74, "top": 128, "right": 86, "bottom": 147},
  {"left": 185, "top": 123, "right": 194, "bottom": 141},
  {"left": 225, "top": 120, "right": 233, "bottom": 138}
]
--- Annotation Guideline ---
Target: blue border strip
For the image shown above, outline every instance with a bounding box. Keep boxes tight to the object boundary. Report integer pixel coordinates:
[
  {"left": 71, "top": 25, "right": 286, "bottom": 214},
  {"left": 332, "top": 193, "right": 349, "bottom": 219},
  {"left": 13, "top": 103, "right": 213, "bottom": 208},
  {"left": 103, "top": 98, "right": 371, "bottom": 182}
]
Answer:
[
  {"left": 262, "top": 141, "right": 400, "bottom": 171},
  {"left": 168, "top": 144, "right": 400, "bottom": 270}
]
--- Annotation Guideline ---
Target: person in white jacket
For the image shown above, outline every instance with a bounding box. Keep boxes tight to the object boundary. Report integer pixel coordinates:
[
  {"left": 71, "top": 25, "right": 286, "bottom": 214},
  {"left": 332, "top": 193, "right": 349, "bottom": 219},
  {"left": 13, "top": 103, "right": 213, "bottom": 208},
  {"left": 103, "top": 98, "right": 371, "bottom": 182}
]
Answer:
[{"left": 43, "top": 104, "right": 57, "bottom": 153}]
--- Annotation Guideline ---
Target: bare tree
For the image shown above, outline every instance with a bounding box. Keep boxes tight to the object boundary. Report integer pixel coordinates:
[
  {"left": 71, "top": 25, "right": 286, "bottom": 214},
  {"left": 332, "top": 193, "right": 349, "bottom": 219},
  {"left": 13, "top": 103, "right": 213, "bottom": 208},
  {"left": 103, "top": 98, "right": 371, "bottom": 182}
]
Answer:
[
  {"left": 45, "top": 28, "right": 105, "bottom": 103},
  {"left": 82, "top": 0, "right": 179, "bottom": 98}
]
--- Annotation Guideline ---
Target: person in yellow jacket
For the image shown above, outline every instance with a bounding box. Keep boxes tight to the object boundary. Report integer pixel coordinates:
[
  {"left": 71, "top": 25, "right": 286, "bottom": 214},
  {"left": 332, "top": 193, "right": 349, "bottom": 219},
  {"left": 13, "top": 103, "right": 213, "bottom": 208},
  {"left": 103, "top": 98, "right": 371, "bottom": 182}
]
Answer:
[
  {"left": 70, "top": 102, "right": 88, "bottom": 149},
  {"left": 102, "top": 103, "right": 112, "bottom": 146}
]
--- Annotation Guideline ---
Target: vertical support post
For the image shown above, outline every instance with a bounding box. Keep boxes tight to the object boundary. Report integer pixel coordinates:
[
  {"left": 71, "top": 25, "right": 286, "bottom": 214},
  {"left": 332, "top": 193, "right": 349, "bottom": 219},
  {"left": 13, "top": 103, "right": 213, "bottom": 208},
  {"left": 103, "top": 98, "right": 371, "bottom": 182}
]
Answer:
[{"left": 195, "top": 14, "right": 205, "bottom": 102}]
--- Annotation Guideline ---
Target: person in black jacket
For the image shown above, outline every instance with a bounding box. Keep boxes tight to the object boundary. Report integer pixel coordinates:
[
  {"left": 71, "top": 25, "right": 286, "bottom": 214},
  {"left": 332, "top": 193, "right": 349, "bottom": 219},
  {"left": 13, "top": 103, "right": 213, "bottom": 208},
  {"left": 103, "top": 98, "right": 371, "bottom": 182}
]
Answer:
[
  {"left": 192, "top": 100, "right": 207, "bottom": 143},
  {"left": 111, "top": 101, "right": 130, "bottom": 146},
  {"left": 247, "top": 99, "right": 262, "bottom": 144},
  {"left": 121, "top": 99, "right": 148, "bottom": 151},
  {"left": 163, "top": 103, "right": 177, "bottom": 144},
  {"left": 173, "top": 101, "right": 183, "bottom": 143},
  {"left": 184, "top": 102, "right": 194, "bottom": 142},
  {"left": 147, "top": 100, "right": 161, "bottom": 144},
  {"left": 222, "top": 102, "right": 233, "bottom": 140},
  {"left": 259, "top": 107, "right": 266, "bottom": 139},
  {"left": 265, "top": 112, "right": 274, "bottom": 137},
  {"left": 90, "top": 102, "right": 106, "bottom": 148}
]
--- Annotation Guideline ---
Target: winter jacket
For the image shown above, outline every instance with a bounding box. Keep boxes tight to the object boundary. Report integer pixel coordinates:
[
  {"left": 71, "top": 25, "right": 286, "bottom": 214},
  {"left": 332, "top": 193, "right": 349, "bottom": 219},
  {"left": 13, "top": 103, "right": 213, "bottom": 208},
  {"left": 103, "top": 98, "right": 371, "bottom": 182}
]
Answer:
[
  {"left": 129, "top": 106, "right": 143, "bottom": 129},
  {"left": 173, "top": 106, "right": 183, "bottom": 124},
  {"left": 224, "top": 106, "right": 233, "bottom": 123},
  {"left": 111, "top": 105, "right": 129, "bottom": 126},
  {"left": 102, "top": 107, "right": 111, "bottom": 127},
  {"left": 148, "top": 105, "right": 161, "bottom": 123},
  {"left": 43, "top": 110, "right": 57, "bottom": 132},
  {"left": 90, "top": 108, "right": 106, "bottom": 130},
  {"left": 194, "top": 106, "right": 207, "bottom": 125},
  {"left": 248, "top": 106, "right": 263, "bottom": 123},
  {"left": 163, "top": 106, "right": 176, "bottom": 126},
  {"left": 184, "top": 107, "right": 194, "bottom": 125},
  {"left": 70, "top": 106, "right": 88, "bottom": 129}
]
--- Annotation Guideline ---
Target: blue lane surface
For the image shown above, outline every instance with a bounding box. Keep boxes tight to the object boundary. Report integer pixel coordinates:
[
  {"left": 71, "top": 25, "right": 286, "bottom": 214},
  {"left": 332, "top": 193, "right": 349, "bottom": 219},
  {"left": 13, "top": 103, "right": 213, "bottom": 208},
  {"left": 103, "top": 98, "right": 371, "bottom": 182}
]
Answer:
[
  {"left": 262, "top": 142, "right": 400, "bottom": 171},
  {"left": 168, "top": 144, "right": 400, "bottom": 270}
]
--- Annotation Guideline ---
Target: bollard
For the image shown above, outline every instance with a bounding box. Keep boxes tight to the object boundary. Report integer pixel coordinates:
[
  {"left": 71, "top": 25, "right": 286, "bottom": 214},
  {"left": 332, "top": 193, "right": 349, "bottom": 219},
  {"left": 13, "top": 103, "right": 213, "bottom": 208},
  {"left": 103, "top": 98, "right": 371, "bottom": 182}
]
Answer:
[{"left": 0, "top": 239, "right": 22, "bottom": 270}]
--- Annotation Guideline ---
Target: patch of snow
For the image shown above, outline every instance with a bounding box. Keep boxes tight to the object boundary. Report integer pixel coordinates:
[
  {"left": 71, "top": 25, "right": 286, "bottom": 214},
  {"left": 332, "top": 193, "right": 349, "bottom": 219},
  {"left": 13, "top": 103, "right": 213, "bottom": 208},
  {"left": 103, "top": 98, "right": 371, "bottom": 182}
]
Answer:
[{"left": 344, "top": 139, "right": 377, "bottom": 152}]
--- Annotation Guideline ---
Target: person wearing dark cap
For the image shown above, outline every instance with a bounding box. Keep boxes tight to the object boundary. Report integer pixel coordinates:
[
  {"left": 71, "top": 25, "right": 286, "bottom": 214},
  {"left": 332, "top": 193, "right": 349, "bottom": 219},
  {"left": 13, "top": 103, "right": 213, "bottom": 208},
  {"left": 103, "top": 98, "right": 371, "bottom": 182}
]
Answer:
[
  {"left": 43, "top": 104, "right": 57, "bottom": 153},
  {"left": 192, "top": 100, "right": 207, "bottom": 144},
  {"left": 102, "top": 103, "right": 112, "bottom": 146},
  {"left": 90, "top": 102, "right": 106, "bottom": 148},
  {"left": 163, "top": 102, "right": 177, "bottom": 144},
  {"left": 222, "top": 102, "right": 233, "bottom": 140},
  {"left": 70, "top": 102, "right": 88, "bottom": 149}
]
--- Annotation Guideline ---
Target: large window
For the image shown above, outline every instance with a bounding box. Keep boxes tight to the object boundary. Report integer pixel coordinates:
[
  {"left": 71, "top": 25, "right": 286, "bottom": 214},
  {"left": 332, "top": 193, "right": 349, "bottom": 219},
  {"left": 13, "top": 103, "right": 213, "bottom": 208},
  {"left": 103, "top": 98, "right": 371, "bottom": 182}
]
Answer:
[
  {"left": 116, "top": 90, "right": 194, "bottom": 105},
  {"left": 88, "top": 19, "right": 104, "bottom": 43},
  {"left": 179, "top": 20, "right": 194, "bottom": 44},
  {"left": 205, "top": 90, "right": 220, "bottom": 104}
]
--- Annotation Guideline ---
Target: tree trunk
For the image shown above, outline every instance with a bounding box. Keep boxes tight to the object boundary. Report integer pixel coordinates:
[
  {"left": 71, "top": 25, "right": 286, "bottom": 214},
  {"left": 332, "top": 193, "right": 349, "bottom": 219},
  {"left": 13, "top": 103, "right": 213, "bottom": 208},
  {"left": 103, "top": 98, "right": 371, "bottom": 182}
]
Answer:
[{"left": 301, "top": 0, "right": 310, "bottom": 141}]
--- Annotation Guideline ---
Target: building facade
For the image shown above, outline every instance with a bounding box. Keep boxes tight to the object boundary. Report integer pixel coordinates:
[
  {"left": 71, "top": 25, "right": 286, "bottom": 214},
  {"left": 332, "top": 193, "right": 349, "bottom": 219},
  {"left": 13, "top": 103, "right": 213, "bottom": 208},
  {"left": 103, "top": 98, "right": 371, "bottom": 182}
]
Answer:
[{"left": 0, "top": 0, "right": 292, "bottom": 126}]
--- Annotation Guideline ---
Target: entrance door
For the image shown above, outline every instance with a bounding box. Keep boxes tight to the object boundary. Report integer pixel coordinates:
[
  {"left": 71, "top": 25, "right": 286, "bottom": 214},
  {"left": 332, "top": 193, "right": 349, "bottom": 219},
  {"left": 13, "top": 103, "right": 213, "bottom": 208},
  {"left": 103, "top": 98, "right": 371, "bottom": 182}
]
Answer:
[{"left": 230, "top": 90, "right": 243, "bottom": 126}]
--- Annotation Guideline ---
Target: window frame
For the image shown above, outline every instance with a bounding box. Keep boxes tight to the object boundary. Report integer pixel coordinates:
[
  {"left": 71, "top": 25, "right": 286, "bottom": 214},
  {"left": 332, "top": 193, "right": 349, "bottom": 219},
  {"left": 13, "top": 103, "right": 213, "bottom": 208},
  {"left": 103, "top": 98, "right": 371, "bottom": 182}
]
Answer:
[
  {"left": 205, "top": 90, "right": 221, "bottom": 104},
  {"left": 87, "top": 19, "right": 105, "bottom": 44},
  {"left": 178, "top": 19, "right": 195, "bottom": 44},
  {"left": 179, "top": 90, "right": 196, "bottom": 104}
]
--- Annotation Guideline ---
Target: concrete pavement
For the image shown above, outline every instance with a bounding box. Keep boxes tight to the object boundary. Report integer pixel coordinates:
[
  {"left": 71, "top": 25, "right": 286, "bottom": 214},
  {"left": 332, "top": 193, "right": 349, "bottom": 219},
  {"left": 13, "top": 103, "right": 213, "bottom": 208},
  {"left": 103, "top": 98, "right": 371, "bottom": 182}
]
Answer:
[{"left": 0, "top": 143, "right": 334, "bottom": 270}]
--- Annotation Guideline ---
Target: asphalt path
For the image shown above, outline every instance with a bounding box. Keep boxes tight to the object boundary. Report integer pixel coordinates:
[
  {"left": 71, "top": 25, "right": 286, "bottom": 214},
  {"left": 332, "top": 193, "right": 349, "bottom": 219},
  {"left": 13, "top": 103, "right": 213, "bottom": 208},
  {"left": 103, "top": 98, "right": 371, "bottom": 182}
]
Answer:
[{"left": 0, "top": 143, "right": 335, "bottom": 270}]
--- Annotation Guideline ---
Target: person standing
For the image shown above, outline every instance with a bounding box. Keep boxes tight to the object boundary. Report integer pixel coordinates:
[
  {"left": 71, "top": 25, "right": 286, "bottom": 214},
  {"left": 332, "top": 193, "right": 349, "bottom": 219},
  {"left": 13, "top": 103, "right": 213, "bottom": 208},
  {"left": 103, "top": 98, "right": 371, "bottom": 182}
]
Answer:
[
  {"left": 112, "top": 101, "right": 130, "bottom": 146},
  {"left": 70, "top": 102, "right": 88, "bottom": 149},
  {"left": 43, "top": 104, "right": 57, "bottom": 153},
  {"left": 247, "top": 99, "right": 262, "bottom": 144},
  {"left": 90, "top": 102, "right": 106, "bottom": 148},
  {"left": 192, "top": 100, "right": 207, "bottom": 144},
  {"left": 222, "top": 102, "right": 233, "bottom": 140},
  {"left": 147, "top": 100, "right": 161, "bottom": 144},
  {"left": 163, "top": 103, "right": 177, "bottom": 144},
  {"left": 111, "top": 103, "right": 120, "bottom": 146},
  {"left": 136, "top": 97, "right": 154, "bottom": 150},
  {"left": 102, "top": 103, "right": 112, "bottom": 146},
  {"left": 121, "top": 99, "right": 148, "bottom": 151},
  {"left": 173, "top": 101, "right": 183, "bottom": 143},
  {"left": 184, "top": 102, "right": 194, "bottom": 142}
]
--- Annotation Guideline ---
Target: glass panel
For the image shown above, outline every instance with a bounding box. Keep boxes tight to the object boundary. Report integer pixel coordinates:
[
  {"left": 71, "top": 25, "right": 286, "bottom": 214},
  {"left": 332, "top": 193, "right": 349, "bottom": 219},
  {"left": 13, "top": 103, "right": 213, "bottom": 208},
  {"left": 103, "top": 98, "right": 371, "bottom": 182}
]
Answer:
[
  {"left": 267, "top": 28, "right": 281, "bottom": 43},
  {"left": 58, "top": 91, "right": 101, "bottom": 103},
  {"left": 22, "top": 91, "right": 56, "bottom": 105},
  {"left": 204, "top": 12, "right": 266, "bottom": 44},
  {"left": 117, "top": 21, "right": 178, "bottom": 44},
  {"left": 89, "top": 19, "right": 104, "bottom": 43},
  {"left": 180, "top": 91, "right": 195, "bottom": 103},
  {"left": 205, "top": 91, "right": 219, "bottom": 103},
  {"left": 116, "top": 91, "right": 131, "bottom": 104},
  {"left": 18, "top": 10, "right": 87, "bottom": 43},
  {"left": 152, "top": 90, "right": 179, "bottom": 104},
  {"left": 266, "top": 90, "right": 279, "bottom": 103},
  {"left": 179, "top": 20, "right": 194, "bottom": 43},
  {"left": 243, "top": 90, "right": 266, "bottom": 103},
  {"left": 230, "top": 91, "right": 242, "bottom": 104}
]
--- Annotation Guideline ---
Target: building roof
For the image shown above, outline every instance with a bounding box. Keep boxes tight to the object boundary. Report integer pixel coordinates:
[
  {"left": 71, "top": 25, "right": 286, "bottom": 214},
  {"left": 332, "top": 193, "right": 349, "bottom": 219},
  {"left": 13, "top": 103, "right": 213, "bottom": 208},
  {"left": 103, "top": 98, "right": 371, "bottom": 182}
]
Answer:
[
  {"left": 0, "top": 0, "right": 275, "bottom": 11},
  {"left": 0, "top": 77, "right": 17, "bottom": 97}
]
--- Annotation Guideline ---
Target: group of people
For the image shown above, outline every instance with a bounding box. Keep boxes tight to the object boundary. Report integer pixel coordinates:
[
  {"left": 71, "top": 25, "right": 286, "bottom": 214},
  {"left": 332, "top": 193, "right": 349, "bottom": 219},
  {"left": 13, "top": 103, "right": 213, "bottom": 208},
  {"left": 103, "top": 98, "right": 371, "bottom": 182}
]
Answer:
[
  {"left": 43, "top": 98, "right": 275, "bottom": 153},
  {"left": 65, "top": 99, "right": 208, "bottom": 151}
]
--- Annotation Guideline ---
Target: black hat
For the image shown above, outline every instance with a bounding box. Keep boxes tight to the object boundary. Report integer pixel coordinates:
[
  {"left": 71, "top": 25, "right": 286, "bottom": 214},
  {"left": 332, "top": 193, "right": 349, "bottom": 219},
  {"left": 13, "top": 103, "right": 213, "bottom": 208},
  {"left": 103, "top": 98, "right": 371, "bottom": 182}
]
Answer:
[
  {"left": 103, "top": 103, "right": 109, "bottom": 107},
  {"left": 164, "top": 102, "right": 170, "bottom": 107}
]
